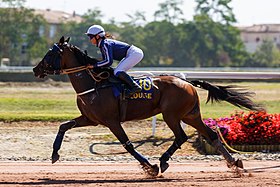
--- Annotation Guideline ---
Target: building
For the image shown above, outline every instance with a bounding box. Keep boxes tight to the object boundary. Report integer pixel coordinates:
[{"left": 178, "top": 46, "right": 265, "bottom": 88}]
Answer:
[
  {"left": 239, "top": 24, "right": 280, "bottom": 53},
  {"left": 33, "top": 9, "right": 83, "bottom": 39},
  {"left": 17, "top": 9, "right": 83, "bottom": 66}
]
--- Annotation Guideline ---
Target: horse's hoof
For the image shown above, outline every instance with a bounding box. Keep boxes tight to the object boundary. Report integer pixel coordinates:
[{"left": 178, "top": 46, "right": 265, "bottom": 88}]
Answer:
[
  {"left": 160, "top": 161, "right": 169, "bottom": 173},
  {"left": 227, "top": 159, "right": 244, "bottom": 169},
  {"left": 151, "top": 164, "right": 160, "bottom": 176},
  {"left": 235, "top": 159, "right": 243, "bottom": 169},
  {"left": 51, "top": 153, "right": 60, "bottom": 164},
  {"left": 141, "top": 163, "right": 159, "bottom": 177}
]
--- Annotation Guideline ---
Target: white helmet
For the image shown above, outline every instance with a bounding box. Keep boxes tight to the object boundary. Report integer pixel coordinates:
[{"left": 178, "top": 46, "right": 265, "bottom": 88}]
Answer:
[{"left": 85, "top": 25, "right": 105, "bottom": 37}]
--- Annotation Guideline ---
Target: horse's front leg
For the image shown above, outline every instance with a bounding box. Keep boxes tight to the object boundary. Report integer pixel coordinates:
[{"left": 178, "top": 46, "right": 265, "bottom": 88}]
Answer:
[
  {"left": 51, "top": 120, "right": 75, "bottom": 163},
  {"left": 52, "top": 115, "right": 97, "bottom": 164}
]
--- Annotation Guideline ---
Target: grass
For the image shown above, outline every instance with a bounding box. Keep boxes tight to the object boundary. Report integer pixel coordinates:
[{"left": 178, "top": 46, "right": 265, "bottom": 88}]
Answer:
[
  {"left": 196, "top": 81, "right": 280, "bottom": 118},
  {"left": 0, "top": 82, "right": 279, "bottom": 122}
]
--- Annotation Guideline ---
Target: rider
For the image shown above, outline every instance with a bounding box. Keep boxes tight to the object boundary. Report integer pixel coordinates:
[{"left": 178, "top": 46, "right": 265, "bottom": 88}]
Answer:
[{"left": 85, "top": 24, "right": 142, "bottom": 95}]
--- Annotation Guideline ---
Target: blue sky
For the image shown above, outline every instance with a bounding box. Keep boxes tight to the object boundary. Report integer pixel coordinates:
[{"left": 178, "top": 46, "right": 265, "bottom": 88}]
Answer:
[{"left": 23, "top": 0, "right": 280, "bottom": 26}]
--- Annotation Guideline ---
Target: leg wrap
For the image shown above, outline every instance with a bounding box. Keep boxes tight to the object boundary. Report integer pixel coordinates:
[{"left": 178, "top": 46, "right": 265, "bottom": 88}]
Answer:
[
  {"left": 123, "top": 141, "right": 149, "bottom": 164},
  {"left": 212, "top": 139, "right": 235, "bottom": 163},
  {"left": 122, "top": 141, "right": 135, "bottom": 154},
  {"left": 59, "top": 120, "right": 76, "bottom": 132},
  {"left": 159, "top": 137, "right": 187, "bottom": 173},
  {"left": 160, "top": 137, "right": 187, "bottom": 162},
  {"left": 53, "top": 120, "right": 76, "bottom": 152},
  {"left": 53, "top": 131, "right": 65, "bottom": 151}
]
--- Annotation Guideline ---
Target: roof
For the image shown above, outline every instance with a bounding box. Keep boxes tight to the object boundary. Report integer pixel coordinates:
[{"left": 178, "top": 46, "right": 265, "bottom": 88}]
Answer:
[
  {"left": 33, "top": 9, "right": 83, "bottom": 24},
  {"left": 238, "top": 24, "right": 280, "bottom": 33}
]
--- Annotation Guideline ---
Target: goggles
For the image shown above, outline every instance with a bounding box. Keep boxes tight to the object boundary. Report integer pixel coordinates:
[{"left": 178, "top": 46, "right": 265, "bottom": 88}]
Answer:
[
  {"left": 87, "top": 34, "right": 95, "bottom": 40},
  {"left": 87, "top": 31, "right": 104, "bottom": 40}
]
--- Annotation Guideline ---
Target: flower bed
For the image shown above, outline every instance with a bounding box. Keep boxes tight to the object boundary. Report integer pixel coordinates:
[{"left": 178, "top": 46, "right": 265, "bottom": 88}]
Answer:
[{"left": 201, "top": 111, "right": 280, "bottom": 154}]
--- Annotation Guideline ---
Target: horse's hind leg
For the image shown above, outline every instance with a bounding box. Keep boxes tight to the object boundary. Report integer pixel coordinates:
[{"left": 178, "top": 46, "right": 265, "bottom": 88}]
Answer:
[
  {"left": 107, "top": 121, "right": 159, "bottom": 176},
  {"left": 159, "top": 115, "right": 188, "bottom": 173},
  {"left": 183, "top": 115, "right": 243, "bottom": 169},
  {"left": 51, "top": 115, "right": 97, "bottom": 164}
]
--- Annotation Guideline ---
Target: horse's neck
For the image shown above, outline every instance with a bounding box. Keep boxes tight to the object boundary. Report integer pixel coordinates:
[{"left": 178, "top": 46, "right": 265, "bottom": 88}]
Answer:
[
  {"left": 64, "top": 48, "right": 102, "bottom": 94},
  {"left": 64, "top": 56, "right": 97, "bottom": 94},
  {"left": 68, "top": 69, "right": 97, "bottom": 95},
  {"left": 72, "top": 45, "right": 99, "bottom": 65},
  {"left": 86, "top": 56, "right": 99, "bottom": 65}
]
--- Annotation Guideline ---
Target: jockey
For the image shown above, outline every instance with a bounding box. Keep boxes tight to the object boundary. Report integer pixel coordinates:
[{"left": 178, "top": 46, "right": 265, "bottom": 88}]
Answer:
[{"left": 85, "top": 24, "right": 142, "bottom": 95}]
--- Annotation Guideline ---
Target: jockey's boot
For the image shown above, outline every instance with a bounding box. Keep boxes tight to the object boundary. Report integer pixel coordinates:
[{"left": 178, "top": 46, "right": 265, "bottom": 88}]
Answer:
[{"left": 116, "top": 71, "right": 142, "bottom": 95}]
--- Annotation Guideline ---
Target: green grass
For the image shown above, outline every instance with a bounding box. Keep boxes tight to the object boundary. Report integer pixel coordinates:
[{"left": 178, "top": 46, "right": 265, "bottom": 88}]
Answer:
[
  {"left": 0, "top": 82, "right": 279, "bottom": 121},
  {"left": 0, "top": 83, "right": 80, "bottom": 121},
  {"left": 197, "top": 82, "right": 280, "bottom": 118}
]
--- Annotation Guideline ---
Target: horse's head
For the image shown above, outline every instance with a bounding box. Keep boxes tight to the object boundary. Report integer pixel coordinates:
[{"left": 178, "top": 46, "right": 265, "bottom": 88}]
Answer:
[
  {"left": 33, "top": 36, "right": 67, "bottom": 78},
  {"left": 33, "top": 36, "right": 99, "bottom": 78}
]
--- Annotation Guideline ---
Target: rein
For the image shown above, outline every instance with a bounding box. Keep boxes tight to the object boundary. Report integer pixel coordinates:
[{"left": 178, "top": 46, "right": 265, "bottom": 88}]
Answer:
[
  {"left": 52, "top": 43, "right": 111, "bottom": 95},
  {"left": 60, "top": 45, "right": 110, "bottom": 82},
  {"left": 61, "top": 65, "right": 89, "bottom": 74},
  {"left": 60, "top": 64, "right": 110, "bottom": 96},
  {"left": 61, "top": 65, "right": 110, "bottom": 82}
]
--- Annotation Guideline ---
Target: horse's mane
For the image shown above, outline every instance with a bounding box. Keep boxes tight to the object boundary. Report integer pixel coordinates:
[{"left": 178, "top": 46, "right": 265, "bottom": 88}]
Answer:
[
  {"left": 69, "top": 44, "right": 114, "bottom": 75},
  {"left": 70, "top": 44, "right": 99, "bottom": 66}
]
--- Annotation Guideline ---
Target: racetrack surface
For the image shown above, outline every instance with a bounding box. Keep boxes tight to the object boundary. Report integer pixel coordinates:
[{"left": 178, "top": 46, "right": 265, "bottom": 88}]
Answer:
[
  {"left": 0, "top": 120, "right": 279, "bottom": 186},
  {"left": 0, "top": 161, "right": 279, "bottom": 187}
]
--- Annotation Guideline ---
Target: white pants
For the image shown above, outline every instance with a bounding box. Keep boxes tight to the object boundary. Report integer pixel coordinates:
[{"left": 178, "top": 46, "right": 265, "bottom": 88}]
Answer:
[{"left": 114, "top": 45, "right": 144, "bottom": 75}]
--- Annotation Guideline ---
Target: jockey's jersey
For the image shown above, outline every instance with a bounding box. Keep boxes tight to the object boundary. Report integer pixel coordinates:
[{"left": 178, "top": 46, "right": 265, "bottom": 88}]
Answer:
[{"left": 96, "top": 39, "right": 131, "bottom": 67}]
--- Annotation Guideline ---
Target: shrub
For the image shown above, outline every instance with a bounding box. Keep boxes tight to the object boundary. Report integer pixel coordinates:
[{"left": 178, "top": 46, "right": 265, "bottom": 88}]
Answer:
[{"left": 204, "top": 111, "right": 280, "bottom": 145}]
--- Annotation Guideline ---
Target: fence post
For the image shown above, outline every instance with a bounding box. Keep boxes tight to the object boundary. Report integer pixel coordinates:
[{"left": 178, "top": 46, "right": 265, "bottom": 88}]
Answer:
[{"left": 152, "top": 116, "right": 157, "bottom": 137}]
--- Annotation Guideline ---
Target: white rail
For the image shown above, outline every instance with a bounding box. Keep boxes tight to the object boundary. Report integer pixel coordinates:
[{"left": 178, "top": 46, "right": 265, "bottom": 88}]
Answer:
[{"left": 129, "top": 71, "right": 280, "bottom": 80}]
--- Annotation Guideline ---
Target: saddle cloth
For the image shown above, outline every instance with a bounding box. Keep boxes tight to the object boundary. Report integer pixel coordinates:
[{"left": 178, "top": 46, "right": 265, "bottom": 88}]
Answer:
[{"left": 112, "top": 77, "right": 153, "bottom": 100}]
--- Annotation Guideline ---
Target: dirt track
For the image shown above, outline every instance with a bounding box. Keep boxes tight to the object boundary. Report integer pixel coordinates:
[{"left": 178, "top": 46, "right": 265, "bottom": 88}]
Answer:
[
  {"left": 0, "top": 121, "right": 279, "bottom": 186},
  {"left": 0, "top": 161, "right": 279, "bottom": 187}
]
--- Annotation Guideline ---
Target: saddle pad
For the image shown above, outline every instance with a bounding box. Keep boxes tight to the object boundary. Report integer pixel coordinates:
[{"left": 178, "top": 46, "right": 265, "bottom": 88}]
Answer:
[{"left": 129, "top": 77, "right": 153, "bottom": 100}]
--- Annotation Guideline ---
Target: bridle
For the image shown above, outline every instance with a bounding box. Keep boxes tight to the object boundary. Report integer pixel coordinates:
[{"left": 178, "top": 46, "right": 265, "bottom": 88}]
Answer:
[{"left": 47, "top": 43, "right": 110, "bottom": 82}]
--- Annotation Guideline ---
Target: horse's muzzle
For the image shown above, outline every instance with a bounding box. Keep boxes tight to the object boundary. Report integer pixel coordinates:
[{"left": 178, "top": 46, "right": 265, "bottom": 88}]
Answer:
[{"left": 33, "top": 63, "right": 46, "bottom": 78}]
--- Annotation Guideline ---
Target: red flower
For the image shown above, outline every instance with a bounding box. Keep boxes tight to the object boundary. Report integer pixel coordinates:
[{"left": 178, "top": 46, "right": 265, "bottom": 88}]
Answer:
[{"left": 204, "top": 111, "right": 280, "bottom": 145}]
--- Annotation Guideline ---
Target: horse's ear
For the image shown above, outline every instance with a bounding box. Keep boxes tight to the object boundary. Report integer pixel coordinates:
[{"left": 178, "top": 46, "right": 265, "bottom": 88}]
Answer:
[
  {"left": 65, "top": 37, "right": 70, "bottom": 43},
  {"left": 59, "top": 36, "right": 65, "bottom": 44}
]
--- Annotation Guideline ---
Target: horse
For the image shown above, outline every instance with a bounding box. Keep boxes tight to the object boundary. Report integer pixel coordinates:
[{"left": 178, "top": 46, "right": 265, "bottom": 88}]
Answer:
[{"left": 33, "top": 36, "right": 264, "bottom": 176}]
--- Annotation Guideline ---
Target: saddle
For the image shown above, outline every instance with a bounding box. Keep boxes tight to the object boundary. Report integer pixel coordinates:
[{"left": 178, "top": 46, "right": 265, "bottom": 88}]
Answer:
[
  {"left": 91, "top": 67, "right": 154, "bottom": 100},
  {"left": 89, "top": 67, "right": 154, "bottom": 121}
]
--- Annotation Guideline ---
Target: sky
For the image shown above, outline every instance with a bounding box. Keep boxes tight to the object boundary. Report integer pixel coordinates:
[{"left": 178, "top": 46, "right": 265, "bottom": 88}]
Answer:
[{"left": 23, "top": 0, "right": 280, "bottom": 26}]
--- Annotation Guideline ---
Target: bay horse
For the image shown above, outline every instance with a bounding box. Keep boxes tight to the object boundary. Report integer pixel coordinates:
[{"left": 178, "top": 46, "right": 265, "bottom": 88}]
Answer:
[{"left": 33, "top": 36, "right": 263, "bottom": 176}]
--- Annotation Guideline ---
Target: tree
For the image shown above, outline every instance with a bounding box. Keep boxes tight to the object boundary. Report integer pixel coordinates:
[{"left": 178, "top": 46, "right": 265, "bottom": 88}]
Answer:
[
  {"left": 251, "top": 39, "right": 280, "bottom": 67},
  {"left": 190, "top": 0, "right": 248, "bottom": 67},
  {"left": 26, "top": 15, "right": 48, "bottom": 65},
  {"left": 272, "top": 50, "right": 280, "bottom": 67},
  {"left": 60, "top": 8, "right": 104, "bottom": 58},
  {"left": 142, "top": 21, "right": 177, "bottom": 66},
  {"left": 195, "top": 0, "right": 236, "bottom": 25},
  {"left": 154, "top": 0, "right": 184, "bottom": 24},
  {"left": 0, "top": 0, "right": 47, "bottom": 65},
  {"left": 125, "top": 11, "right": 147, "bottom": 26}
]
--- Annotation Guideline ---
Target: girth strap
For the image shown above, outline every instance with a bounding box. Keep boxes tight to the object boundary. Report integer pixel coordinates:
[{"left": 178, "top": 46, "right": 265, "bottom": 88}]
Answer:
[{"left": 119, "top": 90, "right": 128, "bottom": 122}]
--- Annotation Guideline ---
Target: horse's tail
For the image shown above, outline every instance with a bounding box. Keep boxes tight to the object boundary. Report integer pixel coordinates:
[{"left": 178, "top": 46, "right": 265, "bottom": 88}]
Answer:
[{"left": 188, "top": 80, "right": 265, "bottom": 112}]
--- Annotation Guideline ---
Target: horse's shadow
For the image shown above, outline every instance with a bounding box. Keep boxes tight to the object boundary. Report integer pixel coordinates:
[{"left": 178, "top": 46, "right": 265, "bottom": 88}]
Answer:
[
  {"left": 244, "top": 165, "right": 280, "bottom": 173},
  {"left": 0, "top": 178, "right": 182, "bottom": 186},
  {"left": 89, "top": 135, "right": 173, "bottom": 155},
  {"left": 89, "top": 134, "right": 197, "bottom": 155}
]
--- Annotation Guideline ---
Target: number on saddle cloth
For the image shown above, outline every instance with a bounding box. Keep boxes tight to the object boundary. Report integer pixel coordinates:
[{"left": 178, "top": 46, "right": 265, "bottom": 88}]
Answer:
[{"left": 112, "top": 77, "right": 154, "bottom": 100}]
